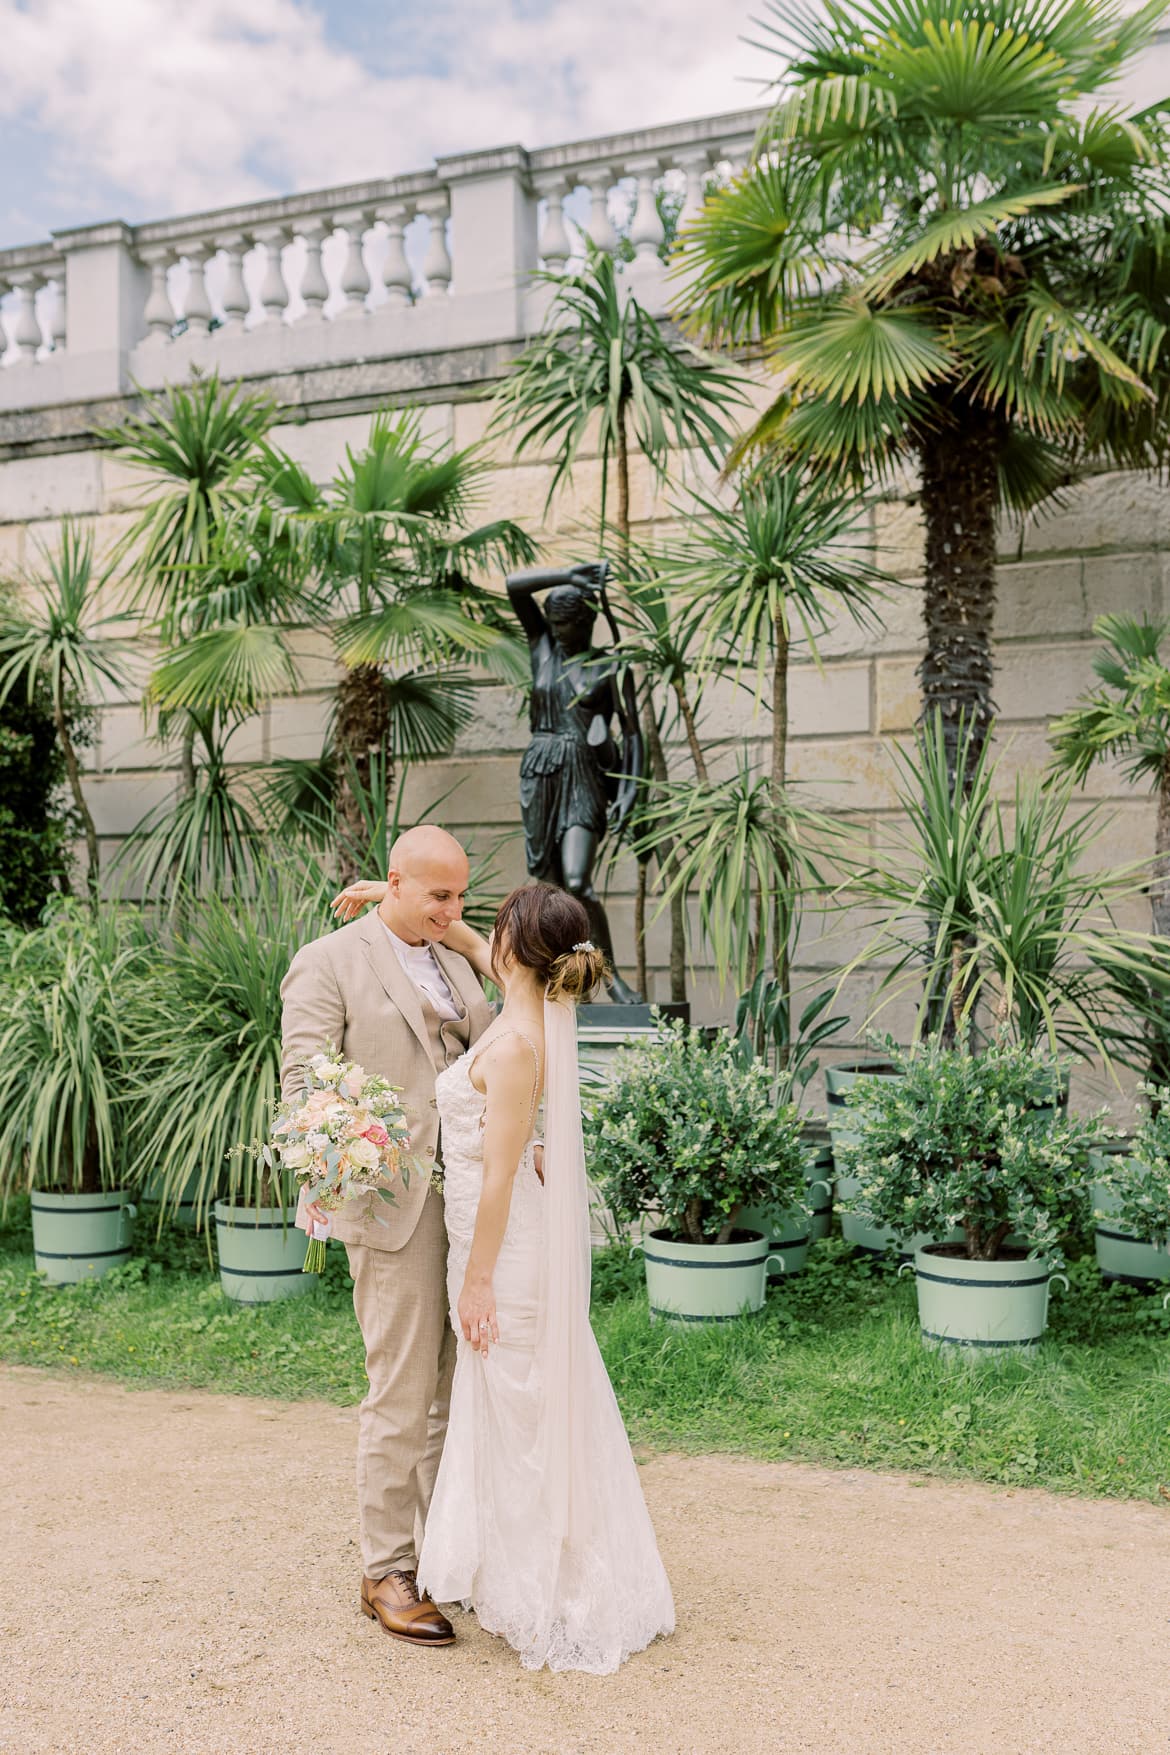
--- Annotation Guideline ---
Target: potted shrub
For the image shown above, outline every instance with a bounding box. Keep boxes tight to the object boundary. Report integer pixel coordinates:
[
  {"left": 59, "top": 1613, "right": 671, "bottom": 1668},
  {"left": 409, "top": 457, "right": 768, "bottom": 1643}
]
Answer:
[
  {"left": 839, "top": 1041, "right": 1108, "bottom": 1352},
  {"left": 585, "top": 1013, "right": 806, "bottom": 1322},
  {"left": 825, "top": 1056, "right": 904, "bottom": 1254},
  {"left": 125, "top": 875, "right": 323, "bottom": 1303},
  {"left": 0, "top": 905, "right": 145, "bottom": 1283},
  {"left": 1092, "top": 1091, "right": 1170, "bottom": 1288}
]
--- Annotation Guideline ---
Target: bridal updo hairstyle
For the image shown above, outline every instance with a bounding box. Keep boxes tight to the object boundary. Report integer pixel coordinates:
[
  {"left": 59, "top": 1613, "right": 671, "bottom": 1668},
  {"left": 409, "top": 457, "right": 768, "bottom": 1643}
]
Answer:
[{"left": 490, "top": 882, "right": 608, "bottom": 1004}]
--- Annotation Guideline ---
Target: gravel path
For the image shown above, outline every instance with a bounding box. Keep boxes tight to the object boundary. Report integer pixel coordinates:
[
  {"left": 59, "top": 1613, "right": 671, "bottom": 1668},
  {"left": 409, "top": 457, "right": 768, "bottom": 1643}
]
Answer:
[{"left": 2, "top": 1368, "right": 1169, "bottom": 1755}]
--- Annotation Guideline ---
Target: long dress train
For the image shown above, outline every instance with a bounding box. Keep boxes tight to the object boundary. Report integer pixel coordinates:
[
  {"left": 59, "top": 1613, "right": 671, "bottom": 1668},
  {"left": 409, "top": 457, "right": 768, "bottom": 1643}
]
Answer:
[{"left": 418, "top": 998, "right": 674, "bottom": 1674}]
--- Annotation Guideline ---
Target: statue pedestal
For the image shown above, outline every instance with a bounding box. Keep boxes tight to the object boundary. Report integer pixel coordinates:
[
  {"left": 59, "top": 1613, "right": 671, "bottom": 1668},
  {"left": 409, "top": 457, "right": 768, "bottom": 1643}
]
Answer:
[{"left": 576, "top": 1001, "right": 688, "bottom": 1087}]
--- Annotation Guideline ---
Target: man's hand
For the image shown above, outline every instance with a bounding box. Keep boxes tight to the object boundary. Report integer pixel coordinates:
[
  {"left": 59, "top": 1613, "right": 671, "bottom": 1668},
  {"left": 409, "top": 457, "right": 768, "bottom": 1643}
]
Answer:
[
  {"left": 302, "top": 1199, "right": 329, "bottom": 1234},
  {"left": 330, "top": 880, "right": 387, "bottom": 922},
  {"left": 533, "top": 1142, "right": 544, "bottom": 1186}
]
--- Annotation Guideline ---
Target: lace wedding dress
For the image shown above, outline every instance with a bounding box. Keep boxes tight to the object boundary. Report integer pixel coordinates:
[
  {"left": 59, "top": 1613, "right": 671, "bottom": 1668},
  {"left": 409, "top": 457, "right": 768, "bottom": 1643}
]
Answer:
[{"left": 418, "top": 997, "right": 675, "bottom": 1674}]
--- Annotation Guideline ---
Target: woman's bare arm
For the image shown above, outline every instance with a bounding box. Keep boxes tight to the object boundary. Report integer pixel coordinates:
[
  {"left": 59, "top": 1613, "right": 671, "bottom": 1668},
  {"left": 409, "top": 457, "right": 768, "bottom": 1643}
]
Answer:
[{"left": 439, "top": 918, "right": 494, "bottom": 982}]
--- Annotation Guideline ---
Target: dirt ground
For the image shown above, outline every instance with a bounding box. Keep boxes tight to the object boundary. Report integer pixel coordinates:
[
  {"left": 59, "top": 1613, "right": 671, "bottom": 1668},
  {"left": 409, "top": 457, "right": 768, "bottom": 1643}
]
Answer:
[{"left": 2, "top": 1368, "right": 1169, "bottom": 1755}]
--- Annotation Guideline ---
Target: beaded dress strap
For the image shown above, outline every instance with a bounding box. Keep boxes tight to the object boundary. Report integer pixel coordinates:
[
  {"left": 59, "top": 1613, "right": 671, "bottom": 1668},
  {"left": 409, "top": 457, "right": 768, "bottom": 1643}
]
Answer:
[{"left": 466, "top": 1029, "right": 542, "bottom": 1133}]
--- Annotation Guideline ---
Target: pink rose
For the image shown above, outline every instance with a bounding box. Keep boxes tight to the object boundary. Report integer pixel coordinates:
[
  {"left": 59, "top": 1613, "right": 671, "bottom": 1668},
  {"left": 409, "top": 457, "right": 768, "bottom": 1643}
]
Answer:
[{"left": 363, "top": 1123, "right": 390, "bottom": 1148}]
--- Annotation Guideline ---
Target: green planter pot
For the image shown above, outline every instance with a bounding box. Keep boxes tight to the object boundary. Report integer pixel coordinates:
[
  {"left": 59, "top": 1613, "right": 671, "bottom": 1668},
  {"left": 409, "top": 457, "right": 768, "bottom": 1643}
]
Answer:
[
  {"left": 30, "top": 1190, "right": 136, "bottom": 1285},
  {"left": 739, "top": 1180, "right": 831, "bottom": 1280},
  {"left": 214, "top": 1202, "right": 317, "bottom": 1305},
  {"left": 143, "top": 1168, "right": 205, "bottom": 1231},
  {"left": 636, "top": 1228, "right": 783, "bottom": 1325},
  {"left": 803, "top": 1124, "right": 834, "bottom": 1242},
  {"left": 1092, "top": 1151, "right": 1170, "bottom": 1288},
  {"left": 826, "top": 1060, "right": 903, "bottom": 1253},
  {"left": 910, "top": 1244, "right": 1063, "bottom": 1354}
]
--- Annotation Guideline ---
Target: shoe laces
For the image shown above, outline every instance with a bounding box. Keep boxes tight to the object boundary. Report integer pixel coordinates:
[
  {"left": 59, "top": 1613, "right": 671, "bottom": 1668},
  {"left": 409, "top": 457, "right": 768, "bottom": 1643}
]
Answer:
[{"left": 387, "top": 1569, "right": 421, "bottom": 1602}]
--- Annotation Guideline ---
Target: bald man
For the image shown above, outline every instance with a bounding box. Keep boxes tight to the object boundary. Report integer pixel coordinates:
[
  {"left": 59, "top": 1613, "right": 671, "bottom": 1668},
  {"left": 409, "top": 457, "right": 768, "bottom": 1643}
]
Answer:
[{"left": 280, "top": 826, "right": 493, "bottom": 1647}]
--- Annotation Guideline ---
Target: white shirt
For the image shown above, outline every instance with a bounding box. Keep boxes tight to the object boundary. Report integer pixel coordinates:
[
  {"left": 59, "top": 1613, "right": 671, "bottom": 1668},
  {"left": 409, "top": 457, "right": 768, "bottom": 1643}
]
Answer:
[{"left": 381, "top": 922, "right": 461, "bottom": 1021}]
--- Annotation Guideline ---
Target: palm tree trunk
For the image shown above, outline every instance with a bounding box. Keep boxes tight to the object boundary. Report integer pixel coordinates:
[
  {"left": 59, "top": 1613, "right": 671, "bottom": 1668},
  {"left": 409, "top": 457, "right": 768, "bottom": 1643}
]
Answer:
[
  {"left": 634, "top": 859, "right": 648, "bottom": 999},
  {"left": 179, "top": 716, "right": 197, "bottom": 799},
  {"left": 672, "top": 677, "right": 709, "bottom": 783},
  {"left": 1148, "top": 761, "right": 1170, "bottom": 1088},
  {"left": 335, "top": 664, "right": 392, "bottom": 886},
  {"left": 52, "top": 696, "right": 99, "bottom": 903},
  {"left": 771, "top": 609, "right": 792, "bottom": 999},
  {"left": 615, "top": 403, "right": 631, "bottom": 572},
  {"left": 918, "top": 403, "right": 1000, "bottom": 783}
]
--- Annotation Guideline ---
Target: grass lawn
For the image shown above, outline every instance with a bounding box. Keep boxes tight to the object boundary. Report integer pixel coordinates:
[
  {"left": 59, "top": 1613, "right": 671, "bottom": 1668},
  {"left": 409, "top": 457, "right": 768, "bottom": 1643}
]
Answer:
[{"left": 3, "top": 1198, "right": 1169, "bottom": 1501}]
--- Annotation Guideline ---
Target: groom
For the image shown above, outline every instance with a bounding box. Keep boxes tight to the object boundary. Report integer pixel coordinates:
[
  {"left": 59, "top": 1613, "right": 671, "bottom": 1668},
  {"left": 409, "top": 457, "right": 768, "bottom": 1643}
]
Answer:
[{"left": 280, "top": 825, "right": 492, "bottom": 1648}]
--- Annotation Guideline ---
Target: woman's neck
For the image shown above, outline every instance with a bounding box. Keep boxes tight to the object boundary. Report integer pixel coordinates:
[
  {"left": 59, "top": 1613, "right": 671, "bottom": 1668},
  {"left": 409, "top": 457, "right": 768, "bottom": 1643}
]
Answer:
[{"left": 499, "top": 967, "right": 545, "bottom": 1020}]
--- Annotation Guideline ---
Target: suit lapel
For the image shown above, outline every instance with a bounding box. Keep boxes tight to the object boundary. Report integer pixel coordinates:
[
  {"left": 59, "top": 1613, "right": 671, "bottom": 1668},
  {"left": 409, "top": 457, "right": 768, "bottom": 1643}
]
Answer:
[
  {"left": 433, "top": 941, "right": 492, "bottom": 1036},
  {"left": 358, "top": 914, "right": 432, "bottom": 1061}
]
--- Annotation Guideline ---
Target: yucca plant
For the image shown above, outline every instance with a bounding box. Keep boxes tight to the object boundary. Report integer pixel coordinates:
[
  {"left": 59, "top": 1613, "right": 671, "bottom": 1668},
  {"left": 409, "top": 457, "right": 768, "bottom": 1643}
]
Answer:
[
  {"left": 0, "top": 523, "right": 131, "bottom": 900},
  {"left": 678, "top": 0, "right": 1170, "bottom": 776},
  {"left": 123, "top": 868, "right": 332, "bottom": 1227},
  {"left": 0, "top": 903, "right": 146, "bottom": 1202},
  {"left": 845, "top": 714, "right": 1143, "bottom": 1056},
  {"left": 118, "top": 713, "right": 265, "bottom": 900},
  {"left": 634, "top": 750, "right": 836, "bottom": 993}
]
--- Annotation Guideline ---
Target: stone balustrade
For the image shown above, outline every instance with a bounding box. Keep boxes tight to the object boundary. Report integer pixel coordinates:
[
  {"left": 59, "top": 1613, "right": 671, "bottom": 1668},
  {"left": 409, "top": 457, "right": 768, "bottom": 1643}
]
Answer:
[{"left": 0, "top": 107, "right": 761, "bottom": 412}]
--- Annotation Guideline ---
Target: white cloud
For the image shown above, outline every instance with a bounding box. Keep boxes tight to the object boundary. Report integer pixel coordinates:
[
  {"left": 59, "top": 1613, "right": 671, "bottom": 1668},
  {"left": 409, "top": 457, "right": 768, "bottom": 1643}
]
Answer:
[{"left": 0, "top": 0, "right": 765, "bottom": 237}]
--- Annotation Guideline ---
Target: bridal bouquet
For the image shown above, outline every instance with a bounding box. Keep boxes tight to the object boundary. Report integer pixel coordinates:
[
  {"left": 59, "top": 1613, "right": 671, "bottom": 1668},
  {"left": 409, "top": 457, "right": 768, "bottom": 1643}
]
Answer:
[{"left": 270, "top": 1045, "right": 412, "bottom": 1273}]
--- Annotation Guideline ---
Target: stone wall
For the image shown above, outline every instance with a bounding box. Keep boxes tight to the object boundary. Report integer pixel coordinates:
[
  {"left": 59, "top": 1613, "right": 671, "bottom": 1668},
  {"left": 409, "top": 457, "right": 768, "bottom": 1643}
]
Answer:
[{"left": 0, "top": 351, "right": 1162, "bottom": 1073}]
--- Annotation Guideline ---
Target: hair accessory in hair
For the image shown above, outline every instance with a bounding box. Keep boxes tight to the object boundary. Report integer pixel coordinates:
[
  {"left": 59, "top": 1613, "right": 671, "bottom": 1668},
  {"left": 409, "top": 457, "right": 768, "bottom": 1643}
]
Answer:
[{"left": 572, "top": 940, "right": 596, "bottom": 953}]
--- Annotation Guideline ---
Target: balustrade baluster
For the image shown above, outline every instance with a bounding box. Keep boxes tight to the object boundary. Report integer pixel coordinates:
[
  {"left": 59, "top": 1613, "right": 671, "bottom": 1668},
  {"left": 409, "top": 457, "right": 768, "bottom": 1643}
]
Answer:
[
  {"left": 676, "top": 147, "right": 712, "bottom": 230},
  {"left": 219, "top": 234, "right": 251, "bottom": 333},
  {"left": 47, "top": 275, "right": 66, "bottom": 353},
  {"left": 625, "top": 157, "right": 665, "bottom": 260},
  {"left": 336, "top": 209, "right": 372, "bottom": 318},
  {"left": 585, "top": 170, "right": 617, "bottom": 253},
  {"left": 9, "top": 272, "right": 44, "bottom": 360},
  {"left": 537, "top": 177, "right": 572, "bottom": 269},
  {"left": 141, "top": 247, "right": 176, "bottom": 342},
  {"left": 298, "top": 220, "right": 329, "bottom": 321},
  {"left": 376, "top": 203, "right": 414, "bottom": 307},
  {"left": 181, "top": 245, "right": 213, "bottom": 337},
  {"left": 0, "top": 279, "right": 9, "bottom": 363},
  {"left": 417, "top": 194, "right": 452, "bottom": 296},
  {"left": 255, "top": 226, "right": 291, "bottom": 325}
]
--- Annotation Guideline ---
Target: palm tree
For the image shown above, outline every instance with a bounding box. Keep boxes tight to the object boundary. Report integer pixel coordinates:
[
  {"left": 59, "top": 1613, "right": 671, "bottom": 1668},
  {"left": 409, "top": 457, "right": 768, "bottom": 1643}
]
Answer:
[
  {"left": 668, "top": 469, "right": 885, "bottom": 801},
  {"left": 101, "top": 373, "right": 280, "bottom": 797},
  {"left": 678, "top": 0, "right": 1170, "bottom": 778},
  {"left": 494, "top": 243, "right": 746, "bottom": 991},
  {"left": 0, "top": 523, "right": 131, "bottom": 900},
  {"left": 1049, "top": 614, "right": 1170, "bottom": 1078}
]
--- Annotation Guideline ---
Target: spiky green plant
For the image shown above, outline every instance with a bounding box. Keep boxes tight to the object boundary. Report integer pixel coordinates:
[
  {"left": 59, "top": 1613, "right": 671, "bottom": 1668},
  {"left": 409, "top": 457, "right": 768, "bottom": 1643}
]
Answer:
[{"left": 0, "top": 523, "right": 131, "bottom": 899}]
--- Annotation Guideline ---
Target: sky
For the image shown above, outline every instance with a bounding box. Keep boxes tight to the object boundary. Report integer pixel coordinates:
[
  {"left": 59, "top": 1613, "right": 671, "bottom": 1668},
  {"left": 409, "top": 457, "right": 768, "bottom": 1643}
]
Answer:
[{"left": 0, "top": 0, "right": 768, "bottom": 246}]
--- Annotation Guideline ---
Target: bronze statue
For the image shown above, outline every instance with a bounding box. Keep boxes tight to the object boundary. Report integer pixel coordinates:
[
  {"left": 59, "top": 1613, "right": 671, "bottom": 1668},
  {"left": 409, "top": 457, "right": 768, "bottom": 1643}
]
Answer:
[{"left": 505, "top": 561, "right": 644, "bottom": 1004}]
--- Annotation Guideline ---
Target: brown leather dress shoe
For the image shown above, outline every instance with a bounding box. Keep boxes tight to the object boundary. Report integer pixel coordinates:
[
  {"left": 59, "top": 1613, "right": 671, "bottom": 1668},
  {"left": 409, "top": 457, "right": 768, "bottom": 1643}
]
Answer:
[{"left": 361, "top": 1571, "right": 455, "bottom": 1647}]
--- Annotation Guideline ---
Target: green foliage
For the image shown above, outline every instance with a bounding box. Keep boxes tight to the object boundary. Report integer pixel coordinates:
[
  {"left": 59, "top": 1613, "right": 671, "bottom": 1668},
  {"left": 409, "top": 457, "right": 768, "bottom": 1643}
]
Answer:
[
  {"left": 848, "top": 713, "right": 1144, "bottom": 1055},
  {"left": 838, "top": 1040, "right": 1111, "bottom": 1262},
  {"left": 681, "top": 0, "right": 1170, "bottom": 491},
  {"left": 584, "top": 1013, "right": 808, "bottom": 1244},
  {"left": 0, "top": 904, "right": 148, "bottom": 1199},
  {"left": 1097, "top": 1087, "right": 1170, "bottom": 1246},
  {"left": 0, "top": 677, "right": 74, "bottom": 922},
  {"left": 118, "top": 713, "right": 265, "bottom": 899},
  {"left": 734, "top": 976, "right": 848, "bottom": 1095},
  {"left": 492, "top": 243, "right": 745, "bottom": 535},
  {"left": 122, "top": 868, "right": 334, "bottom": 1223},
  {"left": 1050, "top": 614, "right": 1170, "bottom": 790}
]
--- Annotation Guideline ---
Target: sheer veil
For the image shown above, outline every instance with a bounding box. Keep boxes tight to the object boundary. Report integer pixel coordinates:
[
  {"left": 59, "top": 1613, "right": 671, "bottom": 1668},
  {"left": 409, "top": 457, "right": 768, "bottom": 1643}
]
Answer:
[{"left": 536, "top": 992, "right": 594, "bottom": 1550}]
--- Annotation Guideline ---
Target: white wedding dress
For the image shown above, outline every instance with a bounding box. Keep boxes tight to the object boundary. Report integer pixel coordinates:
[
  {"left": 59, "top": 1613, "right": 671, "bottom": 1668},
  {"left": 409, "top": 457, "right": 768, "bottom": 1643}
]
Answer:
[{"left": 418, "top": 996, "right": 675, "bottom": 1674}]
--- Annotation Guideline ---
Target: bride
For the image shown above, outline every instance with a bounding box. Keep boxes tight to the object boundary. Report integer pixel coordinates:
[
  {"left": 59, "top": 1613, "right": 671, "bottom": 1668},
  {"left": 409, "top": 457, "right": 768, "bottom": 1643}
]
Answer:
[{"left": 337, "top": 876, "right": 674, "bottom": 1674}]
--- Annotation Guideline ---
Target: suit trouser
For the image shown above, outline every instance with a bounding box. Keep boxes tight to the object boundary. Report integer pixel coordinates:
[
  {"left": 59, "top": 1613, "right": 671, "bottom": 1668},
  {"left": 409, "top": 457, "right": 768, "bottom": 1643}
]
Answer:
[{"left": 346, "top": 1187, "right": 455, "bottom": 1580}]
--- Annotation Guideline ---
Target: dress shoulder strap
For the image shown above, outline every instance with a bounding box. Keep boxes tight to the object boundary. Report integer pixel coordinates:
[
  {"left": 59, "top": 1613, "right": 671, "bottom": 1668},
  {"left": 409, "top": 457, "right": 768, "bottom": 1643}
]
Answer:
[{"left": 467, "top": 1029, "right": 542, "bottom": 1131}]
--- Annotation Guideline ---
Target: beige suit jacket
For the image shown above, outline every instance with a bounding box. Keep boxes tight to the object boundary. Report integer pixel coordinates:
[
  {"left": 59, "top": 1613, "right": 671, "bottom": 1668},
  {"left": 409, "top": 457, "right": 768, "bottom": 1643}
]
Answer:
[{"left": 279, "top": 912, "right": 493, "bottom": 1252}]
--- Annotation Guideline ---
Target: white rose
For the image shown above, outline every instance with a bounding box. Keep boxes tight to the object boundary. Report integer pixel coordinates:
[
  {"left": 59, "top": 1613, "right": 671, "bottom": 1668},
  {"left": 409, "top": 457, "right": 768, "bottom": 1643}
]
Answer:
[
  {"left": 348, "top": 1136, "right": 380, "bottom": 1170},
  {"left": 279, "top": 1142, "right": 312, "bottom": 1170}
]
